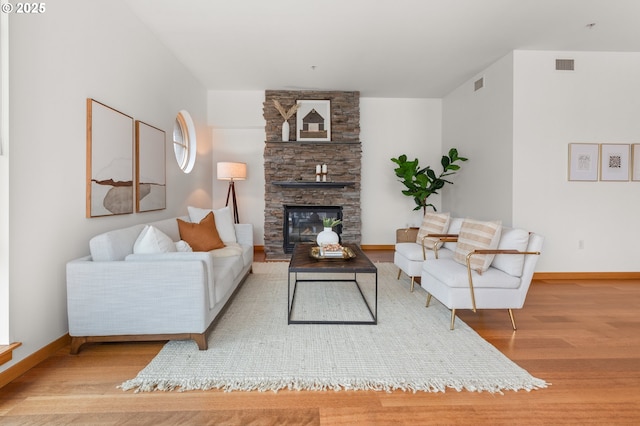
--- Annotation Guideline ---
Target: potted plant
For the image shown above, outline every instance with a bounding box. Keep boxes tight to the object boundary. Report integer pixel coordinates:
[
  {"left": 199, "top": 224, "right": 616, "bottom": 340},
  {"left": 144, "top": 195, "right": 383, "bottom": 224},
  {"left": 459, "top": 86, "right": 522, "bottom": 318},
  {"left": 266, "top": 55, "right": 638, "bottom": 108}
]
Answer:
[
  {"left": 322, "top": 218, "right": 342, "bottom": 228},
  {"left": 391, "top": 148, "right": 467, "bottom": 213},
  {"left": 317, "top": 218, "right": 341, "bottom": 245}
]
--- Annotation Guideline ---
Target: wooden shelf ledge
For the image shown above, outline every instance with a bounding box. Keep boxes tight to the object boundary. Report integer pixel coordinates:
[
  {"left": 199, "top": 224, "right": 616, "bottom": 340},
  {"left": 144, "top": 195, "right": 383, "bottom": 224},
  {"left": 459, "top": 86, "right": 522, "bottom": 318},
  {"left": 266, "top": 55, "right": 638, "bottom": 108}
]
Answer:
[
  {"left": 272, "top": 181, "right": 356, "bottom": 188},
  {"left": 0, "top": 342, "right": 22, "bottom": 366}
]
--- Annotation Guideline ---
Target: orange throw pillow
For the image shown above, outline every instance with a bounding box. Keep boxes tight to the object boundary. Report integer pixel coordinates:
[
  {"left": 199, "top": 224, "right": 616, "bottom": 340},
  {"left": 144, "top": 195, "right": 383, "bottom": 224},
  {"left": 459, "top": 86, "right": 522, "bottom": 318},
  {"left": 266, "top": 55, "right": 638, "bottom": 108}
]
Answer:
[{"left": 177, "top": 211, "right": 225, "bottom": 252}]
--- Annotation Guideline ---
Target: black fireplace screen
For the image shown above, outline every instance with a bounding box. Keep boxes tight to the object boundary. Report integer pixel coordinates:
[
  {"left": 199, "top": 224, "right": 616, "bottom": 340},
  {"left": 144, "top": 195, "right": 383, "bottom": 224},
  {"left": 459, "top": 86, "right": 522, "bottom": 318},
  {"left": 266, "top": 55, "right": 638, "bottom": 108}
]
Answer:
[{"left": 283, "top": 205, "right": 342, "bottom": 253}]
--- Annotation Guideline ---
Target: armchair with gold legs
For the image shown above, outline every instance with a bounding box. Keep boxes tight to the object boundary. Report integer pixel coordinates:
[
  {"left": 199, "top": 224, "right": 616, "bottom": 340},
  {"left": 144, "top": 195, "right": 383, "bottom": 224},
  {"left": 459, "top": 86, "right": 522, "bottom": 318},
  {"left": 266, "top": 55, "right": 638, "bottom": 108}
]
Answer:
[
  {"left": 394, "top": 216, "right": 464, "bottom": 292},
  {"left": 422, "top": 228, "right": 543, "bottom": 330}
]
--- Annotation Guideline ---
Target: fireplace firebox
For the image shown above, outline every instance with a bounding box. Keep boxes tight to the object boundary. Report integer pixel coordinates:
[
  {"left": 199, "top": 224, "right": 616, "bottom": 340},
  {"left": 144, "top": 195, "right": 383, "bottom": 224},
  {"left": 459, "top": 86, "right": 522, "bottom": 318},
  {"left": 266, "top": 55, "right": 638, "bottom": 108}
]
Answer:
[{"left": 283, "top": 205, "right": 342, "bottom": 253}]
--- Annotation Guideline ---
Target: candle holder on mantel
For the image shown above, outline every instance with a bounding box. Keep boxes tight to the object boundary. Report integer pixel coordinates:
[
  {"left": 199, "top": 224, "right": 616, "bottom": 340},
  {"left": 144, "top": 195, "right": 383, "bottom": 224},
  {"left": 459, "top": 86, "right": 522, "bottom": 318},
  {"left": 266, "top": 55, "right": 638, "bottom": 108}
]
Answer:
[{"left": 315, "top": 164, "right": 328, "bottom": 182}]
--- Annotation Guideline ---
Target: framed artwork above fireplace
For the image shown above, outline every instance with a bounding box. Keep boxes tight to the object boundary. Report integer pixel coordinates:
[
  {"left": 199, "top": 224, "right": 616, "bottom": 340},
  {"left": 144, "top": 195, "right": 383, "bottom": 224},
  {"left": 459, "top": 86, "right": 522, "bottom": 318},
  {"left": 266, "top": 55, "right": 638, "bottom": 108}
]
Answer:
[{"left": 296, "top": 100, "right": 331, "bottom": 141}]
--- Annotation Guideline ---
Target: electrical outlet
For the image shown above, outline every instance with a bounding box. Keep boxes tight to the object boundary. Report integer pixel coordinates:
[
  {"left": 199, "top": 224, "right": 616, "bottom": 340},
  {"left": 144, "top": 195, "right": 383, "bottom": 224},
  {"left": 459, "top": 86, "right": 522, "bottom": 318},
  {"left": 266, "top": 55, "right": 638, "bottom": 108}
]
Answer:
[{"left": 578, "top": 240, "right": 584, "bottom": 250}]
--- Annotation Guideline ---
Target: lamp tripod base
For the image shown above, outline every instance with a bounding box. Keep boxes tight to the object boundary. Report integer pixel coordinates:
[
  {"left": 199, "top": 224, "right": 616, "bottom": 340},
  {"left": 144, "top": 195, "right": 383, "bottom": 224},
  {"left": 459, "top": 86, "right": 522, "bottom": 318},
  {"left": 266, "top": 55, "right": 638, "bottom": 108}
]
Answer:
[{"left": 225, "top": 181, "right": 240, "bottom": 223}]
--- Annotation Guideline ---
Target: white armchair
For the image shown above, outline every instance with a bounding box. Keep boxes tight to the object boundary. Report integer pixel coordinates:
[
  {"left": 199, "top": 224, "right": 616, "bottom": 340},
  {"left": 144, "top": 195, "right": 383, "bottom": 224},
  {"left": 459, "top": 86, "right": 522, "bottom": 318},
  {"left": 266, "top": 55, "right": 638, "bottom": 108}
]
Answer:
[
  {"left": 421, "top": 223, "right": 543, "bottom": 330},
  {"left": 394, "top": 215, "right": 463, "bottom": 292}
]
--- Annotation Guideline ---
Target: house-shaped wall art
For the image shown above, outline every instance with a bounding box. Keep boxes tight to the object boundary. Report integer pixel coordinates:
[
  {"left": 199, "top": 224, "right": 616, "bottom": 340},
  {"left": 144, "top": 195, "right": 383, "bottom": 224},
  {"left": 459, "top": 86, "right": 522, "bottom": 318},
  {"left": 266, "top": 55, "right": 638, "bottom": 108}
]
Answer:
[{"left": 296, "top": 100, "right": 331, "bottom": 141}]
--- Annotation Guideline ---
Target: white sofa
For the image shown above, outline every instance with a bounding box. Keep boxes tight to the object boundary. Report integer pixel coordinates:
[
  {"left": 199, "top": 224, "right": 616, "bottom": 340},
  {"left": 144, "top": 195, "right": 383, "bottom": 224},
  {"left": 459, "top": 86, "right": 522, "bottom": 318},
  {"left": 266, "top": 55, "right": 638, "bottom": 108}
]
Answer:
[{"left": 66, "top": 208, "right": 253, "bottom": 354}]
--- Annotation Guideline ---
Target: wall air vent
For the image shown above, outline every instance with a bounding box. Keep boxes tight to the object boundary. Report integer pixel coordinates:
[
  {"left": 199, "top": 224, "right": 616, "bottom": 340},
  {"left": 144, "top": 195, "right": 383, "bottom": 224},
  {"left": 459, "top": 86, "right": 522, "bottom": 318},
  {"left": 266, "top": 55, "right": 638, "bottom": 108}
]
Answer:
[
  {"left": 556, "top": 59, "right": 575, "bottom": 71},
  {"left": 474, "top": 77, "right": 484, "bottom": 91}
]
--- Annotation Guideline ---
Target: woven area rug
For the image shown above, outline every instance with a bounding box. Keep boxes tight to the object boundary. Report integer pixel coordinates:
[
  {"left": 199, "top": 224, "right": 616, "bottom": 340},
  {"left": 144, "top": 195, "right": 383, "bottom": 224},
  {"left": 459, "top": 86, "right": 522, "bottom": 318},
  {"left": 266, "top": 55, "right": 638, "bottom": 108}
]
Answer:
[{"left": 120, "top": 262, "right": 547, "bottom": 393}]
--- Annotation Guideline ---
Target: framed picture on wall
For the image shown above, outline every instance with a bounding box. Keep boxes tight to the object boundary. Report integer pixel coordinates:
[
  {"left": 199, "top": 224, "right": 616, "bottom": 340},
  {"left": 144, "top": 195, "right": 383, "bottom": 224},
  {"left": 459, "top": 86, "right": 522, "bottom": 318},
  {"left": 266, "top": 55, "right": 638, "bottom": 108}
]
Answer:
[
  {"left": 135, "top": 121, "right": 166, "bottom": 212},
  {"left": 568, "top": 143, "right": 599, "bottom": 181},
  {"left": 296, "top": 100, "right": 331, "bottom": 141},
  {"left": 600, "top": 143, "right": 630, "bottom": 181},
  {"left": 86, "top": 98, "right": 134, "bottom": 217},
  {"left": 632, "top": 144, "right": 640, "bottom": 181}
]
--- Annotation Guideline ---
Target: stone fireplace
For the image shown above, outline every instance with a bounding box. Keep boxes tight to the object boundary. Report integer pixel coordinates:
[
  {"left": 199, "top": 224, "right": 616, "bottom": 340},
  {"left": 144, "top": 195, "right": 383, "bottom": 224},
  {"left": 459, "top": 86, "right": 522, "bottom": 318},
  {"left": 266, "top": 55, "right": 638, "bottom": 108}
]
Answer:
[{"left": 263, "top": 90, "right": 361, "bottom": 259}]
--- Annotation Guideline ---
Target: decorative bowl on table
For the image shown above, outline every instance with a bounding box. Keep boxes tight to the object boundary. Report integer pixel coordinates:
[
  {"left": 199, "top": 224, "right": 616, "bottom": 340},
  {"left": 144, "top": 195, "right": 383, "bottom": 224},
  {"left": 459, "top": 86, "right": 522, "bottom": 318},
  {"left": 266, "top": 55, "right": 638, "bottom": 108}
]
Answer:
[{"left": 310, "top": 244, "right": 356, "bottom": 261}]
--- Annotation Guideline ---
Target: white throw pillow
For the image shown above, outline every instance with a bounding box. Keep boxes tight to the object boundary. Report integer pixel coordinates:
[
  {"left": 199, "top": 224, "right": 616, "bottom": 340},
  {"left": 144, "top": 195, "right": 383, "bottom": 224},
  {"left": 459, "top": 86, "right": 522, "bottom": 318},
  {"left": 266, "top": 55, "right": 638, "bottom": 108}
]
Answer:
[
  {"left": 133, "top": 225, "right": 177, "bottom": 254},
  {"left": 174, "top": 240, "right": 193, "bottom": 252},
  {"left": 491, "top": 228, "right": 529, "bottom": 277},
  {"left": 453, "top": 219, "right": 502, "bottom": 273},
  {"left": 187, "top": 205, "right": 237, "bottom": 244},
  {"left": 416, "top": 212, "right": 450, "bottom": 250},
  {"left": 187, "top": 205, "right": 211, "bottom": 223}
]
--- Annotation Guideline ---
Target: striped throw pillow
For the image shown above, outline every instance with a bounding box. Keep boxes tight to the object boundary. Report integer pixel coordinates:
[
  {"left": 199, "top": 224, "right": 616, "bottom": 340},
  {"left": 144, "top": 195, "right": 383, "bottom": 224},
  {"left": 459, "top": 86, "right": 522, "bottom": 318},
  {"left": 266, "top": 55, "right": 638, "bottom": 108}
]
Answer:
[
  {"left": 453, "top": 219, "right": 502, "bottom": 273},
  {"left": 416, "top": 212, "right": 450, "bottom": 250}
]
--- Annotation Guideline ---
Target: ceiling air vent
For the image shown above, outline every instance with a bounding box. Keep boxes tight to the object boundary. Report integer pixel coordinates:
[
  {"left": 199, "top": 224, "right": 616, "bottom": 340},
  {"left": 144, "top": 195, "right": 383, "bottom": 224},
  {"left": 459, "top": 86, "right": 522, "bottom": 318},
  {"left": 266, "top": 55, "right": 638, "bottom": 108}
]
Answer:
[
  {"left": 474, "top": 77, "right": 484, "bottom": 91},
  {"left": 556, "top": 59, "right": 575, "bottom": 71}
]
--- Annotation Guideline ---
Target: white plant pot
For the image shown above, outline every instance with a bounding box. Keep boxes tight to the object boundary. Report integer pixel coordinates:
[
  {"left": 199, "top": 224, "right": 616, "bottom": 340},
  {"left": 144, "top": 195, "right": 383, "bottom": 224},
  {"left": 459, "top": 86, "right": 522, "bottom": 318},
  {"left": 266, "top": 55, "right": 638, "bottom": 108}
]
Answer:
[
  {"left": 317, "top": 227, "right": 339, "bottom": 245},
  {"left": 282, "top": 121, "right": 290, "bottom": 141}
]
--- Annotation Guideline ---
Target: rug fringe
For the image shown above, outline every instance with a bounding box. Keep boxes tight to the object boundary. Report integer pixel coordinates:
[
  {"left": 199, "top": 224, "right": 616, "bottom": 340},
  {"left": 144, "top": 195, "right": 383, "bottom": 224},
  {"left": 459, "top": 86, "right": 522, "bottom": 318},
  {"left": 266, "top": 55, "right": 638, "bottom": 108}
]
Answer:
[{"left": 119, "top": 376, "right": 548, "bottom": 394}]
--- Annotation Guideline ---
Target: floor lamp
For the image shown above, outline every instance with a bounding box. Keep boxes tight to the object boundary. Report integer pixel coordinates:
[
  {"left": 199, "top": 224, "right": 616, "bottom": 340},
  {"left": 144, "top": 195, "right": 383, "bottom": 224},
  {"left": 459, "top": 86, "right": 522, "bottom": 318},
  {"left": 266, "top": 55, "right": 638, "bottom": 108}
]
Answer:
[{"left": 217, "top": 162, "right": 247, "bottom": 223}]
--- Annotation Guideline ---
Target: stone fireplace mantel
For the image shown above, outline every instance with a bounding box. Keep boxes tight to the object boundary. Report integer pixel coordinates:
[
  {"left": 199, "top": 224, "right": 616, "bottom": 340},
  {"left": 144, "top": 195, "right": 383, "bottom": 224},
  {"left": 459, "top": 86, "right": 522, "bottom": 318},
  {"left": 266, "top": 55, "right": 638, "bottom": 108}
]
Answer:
[{"left": 272, "top": 181, "right": 355, "bottom": 188}]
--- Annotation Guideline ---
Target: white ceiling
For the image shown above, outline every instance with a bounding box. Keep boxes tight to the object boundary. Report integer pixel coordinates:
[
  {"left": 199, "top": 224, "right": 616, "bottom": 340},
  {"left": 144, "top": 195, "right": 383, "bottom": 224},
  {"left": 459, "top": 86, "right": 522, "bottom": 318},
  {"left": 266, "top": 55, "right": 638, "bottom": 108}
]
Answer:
[{"left": 124, "top": 0, "right": 640, "bottom": 98}]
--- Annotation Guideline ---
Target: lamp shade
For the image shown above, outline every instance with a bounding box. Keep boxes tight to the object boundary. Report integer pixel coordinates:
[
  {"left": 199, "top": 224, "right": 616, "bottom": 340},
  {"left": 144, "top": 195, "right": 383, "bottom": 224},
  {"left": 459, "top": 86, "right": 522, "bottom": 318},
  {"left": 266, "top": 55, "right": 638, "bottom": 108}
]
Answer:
[{"left": 217, "top": 162, "right": 247, "bottom": 181}]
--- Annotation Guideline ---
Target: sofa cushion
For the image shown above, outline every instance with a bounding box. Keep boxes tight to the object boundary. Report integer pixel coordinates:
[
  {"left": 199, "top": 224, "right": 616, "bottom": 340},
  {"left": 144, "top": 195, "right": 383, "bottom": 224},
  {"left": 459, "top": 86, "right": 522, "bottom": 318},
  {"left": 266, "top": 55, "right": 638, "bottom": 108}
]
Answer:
[
  {"left": 89, "top": 224, "right": 145, "bottom": 261},
  {"left": 177, "top": 212, "right": 225, "bottom": 252},
  {"left": 212, "top": 255, "right": 244, "bottom": 304},
  {"left": 397, "top": 243, "right": 456, "bottom": 260},
  {"left": 423, "top": 258, "right": 522, "bottom": 289},
  {"left": 491, "top": 228, "right": 530, "bottom": 277},
  {"left": 188, "top": 206, "right": 237, "bottom": 244},
  {"left": 133, "top": 225, "right": 177, "bottom": 254},
  {"left": 453, "top": 219, "right": 502, "bottom": 273},
  {"left": 210, "top": 242, "right": 244, "bottom": 258},
  {"left": 416, "top": 212, "right": 450, "bottom": 250}
]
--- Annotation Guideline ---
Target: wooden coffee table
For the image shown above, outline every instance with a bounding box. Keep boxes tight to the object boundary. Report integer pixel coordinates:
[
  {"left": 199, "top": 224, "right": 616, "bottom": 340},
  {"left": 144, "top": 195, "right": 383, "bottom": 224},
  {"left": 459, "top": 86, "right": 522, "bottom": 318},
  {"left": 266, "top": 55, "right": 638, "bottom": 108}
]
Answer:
[{"left": 287, "top": 243, "right": 378, "bottom": 325}]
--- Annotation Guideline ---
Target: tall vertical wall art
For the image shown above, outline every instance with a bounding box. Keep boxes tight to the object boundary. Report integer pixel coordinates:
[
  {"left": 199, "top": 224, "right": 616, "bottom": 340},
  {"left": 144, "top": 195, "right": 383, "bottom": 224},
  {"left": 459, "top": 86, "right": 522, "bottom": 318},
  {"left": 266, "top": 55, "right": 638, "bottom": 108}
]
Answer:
[
  {"left": 86, "top": 98, "right": 134, "bottom": 217},
  {"left": 135, "top": 121, "right": 166, "bottom": 212}
]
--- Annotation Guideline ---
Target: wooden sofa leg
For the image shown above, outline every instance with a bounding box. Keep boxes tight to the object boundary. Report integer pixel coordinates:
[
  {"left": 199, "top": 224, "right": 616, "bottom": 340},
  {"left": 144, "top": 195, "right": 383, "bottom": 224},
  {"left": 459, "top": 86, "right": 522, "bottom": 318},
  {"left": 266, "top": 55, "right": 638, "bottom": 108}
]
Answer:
[
  {"left": 410, "top": 277, "right": 415, "bottom": 292},
  {"left": 192, "top": 333, "right": 208, "bottom": 350},
  {"left": 450, "top": 309, "right": 456, "bottom": 330},
  {"left": 69, "top": 337, "right": 87, "bottom": 355},
  {"left": 396, "top": 268, "right": 402, "bottom": 280},
  {"left": 425, "top": 294, "right": 432, "bottom": 307},
  {"left": 508, "top": 309, "right": 517, "bottom": 331}
]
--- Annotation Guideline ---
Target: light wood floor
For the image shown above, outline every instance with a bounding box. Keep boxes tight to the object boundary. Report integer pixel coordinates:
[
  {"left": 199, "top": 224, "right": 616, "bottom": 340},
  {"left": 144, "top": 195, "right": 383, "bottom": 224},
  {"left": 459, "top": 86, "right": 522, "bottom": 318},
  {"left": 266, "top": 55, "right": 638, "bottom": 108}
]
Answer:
[{"left": 1, "top": 250, "right": 639, "bottom": 425}]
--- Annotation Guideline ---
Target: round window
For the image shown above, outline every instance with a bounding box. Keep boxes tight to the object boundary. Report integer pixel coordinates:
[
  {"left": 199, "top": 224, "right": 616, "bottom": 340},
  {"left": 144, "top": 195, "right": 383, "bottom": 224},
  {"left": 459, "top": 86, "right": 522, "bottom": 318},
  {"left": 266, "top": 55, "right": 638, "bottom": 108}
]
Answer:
[{"left": 173, "top": 110, "right": 197, "bottom": 173}]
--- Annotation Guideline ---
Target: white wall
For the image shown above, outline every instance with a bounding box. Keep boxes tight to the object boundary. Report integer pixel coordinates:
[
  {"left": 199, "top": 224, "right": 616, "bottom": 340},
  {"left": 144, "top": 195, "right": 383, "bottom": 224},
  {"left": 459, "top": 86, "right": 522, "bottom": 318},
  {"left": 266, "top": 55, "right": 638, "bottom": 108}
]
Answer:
[
  {"left": 360, "top": 98, "right": 443, "bottom": 243},
  {"left": 1, "top": 0, "right": 211, "bottom": 371},
  {"left": 206, "top": 94, "right": 444, "bottom": 246},
  {"left": 0, "top": 10, "right": 9, "bottom": 344},
  {"left": 207, "top": 91, "right": 265, "bottom": 243},
  {"left": 513, "top": 50, "right": 640, "bottom": 272},
  {"left": 442, "top": 52, "right": 515, "bottom": 223},
  {"left": 443, "top": 49, "right": 640, "bottom": 272}
]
